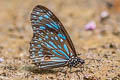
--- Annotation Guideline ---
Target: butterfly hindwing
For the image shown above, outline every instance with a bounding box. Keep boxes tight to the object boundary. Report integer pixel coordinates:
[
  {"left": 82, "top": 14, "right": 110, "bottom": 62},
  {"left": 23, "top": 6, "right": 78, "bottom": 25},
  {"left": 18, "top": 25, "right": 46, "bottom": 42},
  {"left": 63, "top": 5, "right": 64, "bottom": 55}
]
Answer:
[{"left": 30, "top": 5, "right": 77, "bottom": 69}]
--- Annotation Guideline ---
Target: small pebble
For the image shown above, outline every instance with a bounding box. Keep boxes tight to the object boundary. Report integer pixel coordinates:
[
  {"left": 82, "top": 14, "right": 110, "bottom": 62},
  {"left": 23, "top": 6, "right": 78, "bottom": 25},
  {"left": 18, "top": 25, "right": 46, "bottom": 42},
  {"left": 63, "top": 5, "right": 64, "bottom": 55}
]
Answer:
[
  {"left": 100, "top": 11, "right": 109, "bottom": 22},
  {"left": 0, "top": 58, "right": 4, "bottom": 63},
  {"left": 101, "top": 11, "right": 109, "bottom": 18}
]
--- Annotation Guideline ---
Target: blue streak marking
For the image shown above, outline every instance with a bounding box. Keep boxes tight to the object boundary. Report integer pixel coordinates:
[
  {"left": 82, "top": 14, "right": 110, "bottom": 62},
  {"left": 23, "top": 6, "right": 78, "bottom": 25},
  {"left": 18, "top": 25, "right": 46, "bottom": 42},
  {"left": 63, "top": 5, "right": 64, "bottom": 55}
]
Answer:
[
  {"left": 64, "top": 44, "right": 69, "bottom": 55},
  {"left": 53, "top": 22, "right": 60, "bottom": 28},
  {"left": 58, "top": 49, "right": 69, "bottom": 59},
  {"left": 44, "top": 43, "right": 53, "bottom": 48},
  {"left": 51, "top": 57, "right": 67, "bottom": 61},
  {"left": 70, "top": 52, "right": 73, "bottom": 56},
  {"left": 37, "top": 45, "right": 41, "bottom": 48},
  {"left": 51, "top": 57, "right": 61, "bottom": 59},
  {"left": 38, "top": 53, "right": 43, "bottom": 56},
  {"left": 49, "top": 41, "right": 57, "bottom": 49},
  {"left": 58, "top": 45, "right": 62, "bottom": 48},
  {"left": 38, "top": 51, "right": 42, "bottom": 53},
  {"left": 55, "top": 36, "right": 58, "bottom": 40},
  {"left": 58, "top": 34, "right": 66, "bottom": 40},
  {"left": 52, "top": 50, "right": 62, "bottom": 56},
  {"left": 39, "top": 16, "right": 43, "bottom": 20},
  {"left": 51, "top": 37, "right": 54, "bottom": 40},
  {"left": 40, "top": 63, "right": 66, "bottom": 68},
  {"left": 40, "top": 49, "right": 43, "bottom": 51},
  {"left": 44, "top": 15, "right": 49, "bottom": 18},
  {"left": 45, "top": 36, "right": 49, "bottom": 39},
  {"left": 46, "top": 24, "right": 53, "bottom": 28},
  {"left": 40, "top": 26, "right": 45, "bottom": 29},
  {"left": 39, "top": 38, "right": 42, "bottom": 40},
  {"left": 50, "top": 22, "right": 59, "bottom": 29},
  {"left": 41, "top": 61, "right": 65, "bottom": 65}
]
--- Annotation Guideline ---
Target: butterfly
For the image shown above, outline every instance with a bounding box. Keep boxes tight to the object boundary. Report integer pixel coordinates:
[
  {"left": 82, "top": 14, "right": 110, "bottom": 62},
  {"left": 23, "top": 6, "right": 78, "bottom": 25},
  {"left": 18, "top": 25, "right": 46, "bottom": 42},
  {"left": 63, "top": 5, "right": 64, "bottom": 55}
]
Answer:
[{"left": 29, "top": 5, "right": 85, "bottom": 69}]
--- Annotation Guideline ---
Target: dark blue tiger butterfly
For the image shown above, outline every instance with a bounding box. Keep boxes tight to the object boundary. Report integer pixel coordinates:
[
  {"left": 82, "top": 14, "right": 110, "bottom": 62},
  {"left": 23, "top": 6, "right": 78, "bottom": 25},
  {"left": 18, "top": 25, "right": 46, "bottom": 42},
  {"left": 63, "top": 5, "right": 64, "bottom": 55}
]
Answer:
[{"left": 29, "top": 5, "right": 85, "bottom": 69}]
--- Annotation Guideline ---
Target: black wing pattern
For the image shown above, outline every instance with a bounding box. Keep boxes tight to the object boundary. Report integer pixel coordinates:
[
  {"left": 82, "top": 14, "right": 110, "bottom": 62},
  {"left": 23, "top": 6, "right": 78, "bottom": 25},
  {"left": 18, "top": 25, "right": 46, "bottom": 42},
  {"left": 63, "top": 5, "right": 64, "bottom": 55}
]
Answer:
[{"left": 29, "top": 5, "right": 77, "bottom": 69}]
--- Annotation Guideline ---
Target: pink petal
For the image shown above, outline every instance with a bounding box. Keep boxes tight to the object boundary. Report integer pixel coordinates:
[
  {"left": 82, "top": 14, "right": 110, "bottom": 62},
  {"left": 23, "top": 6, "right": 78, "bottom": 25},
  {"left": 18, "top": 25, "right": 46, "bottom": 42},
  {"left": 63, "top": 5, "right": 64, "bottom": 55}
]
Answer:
[{"left": 85, "top": 21, "right": 96, "bottom": 30}]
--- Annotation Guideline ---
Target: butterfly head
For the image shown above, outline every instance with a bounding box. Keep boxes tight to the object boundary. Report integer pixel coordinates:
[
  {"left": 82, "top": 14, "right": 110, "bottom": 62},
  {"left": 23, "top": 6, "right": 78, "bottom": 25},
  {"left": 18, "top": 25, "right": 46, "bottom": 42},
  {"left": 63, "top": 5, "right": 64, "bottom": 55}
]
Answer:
[{"left": 68, "top": 56, "right": 85, "bottom": 68}]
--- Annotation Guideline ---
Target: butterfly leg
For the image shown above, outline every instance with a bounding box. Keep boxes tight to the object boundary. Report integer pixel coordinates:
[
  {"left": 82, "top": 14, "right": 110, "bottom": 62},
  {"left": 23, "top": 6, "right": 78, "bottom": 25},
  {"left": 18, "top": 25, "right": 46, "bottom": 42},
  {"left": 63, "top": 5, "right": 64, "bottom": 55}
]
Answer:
[
  {"left": 59, "top": 67, "right": 69, "bottom": 77},
  {"left": 69, "top": 67, "right": 73, "bottom": 73}
]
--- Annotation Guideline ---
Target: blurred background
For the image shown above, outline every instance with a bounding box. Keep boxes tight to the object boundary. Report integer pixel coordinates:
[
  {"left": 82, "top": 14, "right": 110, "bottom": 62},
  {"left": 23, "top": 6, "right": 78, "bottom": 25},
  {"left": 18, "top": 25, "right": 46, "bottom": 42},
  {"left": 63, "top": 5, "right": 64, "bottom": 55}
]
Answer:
[{"left": 0, "top": 0, "right": 120, "bottom": 80}]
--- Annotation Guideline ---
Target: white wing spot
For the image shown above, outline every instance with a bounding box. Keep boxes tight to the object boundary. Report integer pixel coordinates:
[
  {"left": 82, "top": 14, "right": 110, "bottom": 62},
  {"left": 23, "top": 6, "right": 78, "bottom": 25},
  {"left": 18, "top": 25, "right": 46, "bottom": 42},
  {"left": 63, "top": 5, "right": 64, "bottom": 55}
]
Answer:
[{"left": 60, "top": 39, "right": 63, "bottom": 42}]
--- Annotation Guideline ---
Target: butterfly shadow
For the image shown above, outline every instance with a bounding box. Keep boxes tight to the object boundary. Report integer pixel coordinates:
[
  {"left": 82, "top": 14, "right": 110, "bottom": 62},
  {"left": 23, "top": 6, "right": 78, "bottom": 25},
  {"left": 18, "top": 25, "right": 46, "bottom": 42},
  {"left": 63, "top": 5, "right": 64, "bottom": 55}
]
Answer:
[{"left": 24, "top": 65, "right": 60, "bottom": 74}]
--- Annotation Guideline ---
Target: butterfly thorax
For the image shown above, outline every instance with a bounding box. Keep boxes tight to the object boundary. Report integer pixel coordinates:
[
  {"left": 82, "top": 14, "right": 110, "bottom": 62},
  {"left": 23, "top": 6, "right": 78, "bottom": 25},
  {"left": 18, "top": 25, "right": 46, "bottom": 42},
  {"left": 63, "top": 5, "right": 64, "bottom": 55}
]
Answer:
[{"left": 68, "top": 56, "right": 85, "bottom": 68}]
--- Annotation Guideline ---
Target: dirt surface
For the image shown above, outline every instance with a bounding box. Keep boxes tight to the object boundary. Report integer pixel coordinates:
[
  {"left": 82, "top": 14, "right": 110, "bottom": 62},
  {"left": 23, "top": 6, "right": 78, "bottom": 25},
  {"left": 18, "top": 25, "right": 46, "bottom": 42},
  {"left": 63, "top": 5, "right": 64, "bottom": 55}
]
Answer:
[{"left": 0, "top": 0, "right": 120, "bottom": 80}]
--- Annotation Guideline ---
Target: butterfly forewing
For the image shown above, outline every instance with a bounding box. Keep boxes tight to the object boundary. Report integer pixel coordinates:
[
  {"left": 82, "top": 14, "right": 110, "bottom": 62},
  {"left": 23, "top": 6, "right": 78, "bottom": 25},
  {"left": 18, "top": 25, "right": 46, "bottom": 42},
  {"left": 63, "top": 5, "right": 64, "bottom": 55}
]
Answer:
[{"left": 30, "top": 5, "right": 77, "bottom": 69}]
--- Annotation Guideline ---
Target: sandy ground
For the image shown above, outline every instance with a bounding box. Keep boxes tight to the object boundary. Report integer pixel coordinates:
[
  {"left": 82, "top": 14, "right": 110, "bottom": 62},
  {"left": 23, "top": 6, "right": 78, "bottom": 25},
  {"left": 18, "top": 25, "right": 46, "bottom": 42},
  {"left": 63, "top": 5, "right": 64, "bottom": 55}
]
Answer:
[{"left": 0, "top": 0, "right": 120, "bottom": 80}]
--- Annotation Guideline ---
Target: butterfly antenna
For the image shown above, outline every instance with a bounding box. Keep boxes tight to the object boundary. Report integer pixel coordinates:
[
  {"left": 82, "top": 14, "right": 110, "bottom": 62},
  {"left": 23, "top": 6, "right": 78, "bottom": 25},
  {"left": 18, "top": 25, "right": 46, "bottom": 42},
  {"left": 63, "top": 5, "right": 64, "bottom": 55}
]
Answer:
[{"left": 84, "top": 57, "right": 99, "bottom": 65}]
